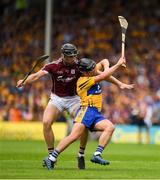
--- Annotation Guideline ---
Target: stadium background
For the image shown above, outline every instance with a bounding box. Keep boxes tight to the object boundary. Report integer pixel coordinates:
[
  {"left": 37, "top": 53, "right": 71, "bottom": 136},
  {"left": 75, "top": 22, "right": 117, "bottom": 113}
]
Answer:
[{"left": 0, "top": 0, "right": 160, "bottom": 143}]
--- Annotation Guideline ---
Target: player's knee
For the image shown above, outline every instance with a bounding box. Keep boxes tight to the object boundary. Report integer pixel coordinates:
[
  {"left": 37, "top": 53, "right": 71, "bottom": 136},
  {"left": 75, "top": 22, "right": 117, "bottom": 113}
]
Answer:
[
  {"left": 111, "top": 124, "right": 115, "bottom": 133},
  {"left": 106, "top": 124, "right": 115, "bottom": 134},
  {"left": 43, "top": 119, "right": 53, "bottom": 130}
]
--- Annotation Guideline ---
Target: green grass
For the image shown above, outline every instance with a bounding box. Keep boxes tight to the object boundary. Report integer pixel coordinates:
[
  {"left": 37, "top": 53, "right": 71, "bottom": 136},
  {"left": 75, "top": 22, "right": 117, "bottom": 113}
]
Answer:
[{"left": 0, "top": 140, "right": 160, "bottom": 179}]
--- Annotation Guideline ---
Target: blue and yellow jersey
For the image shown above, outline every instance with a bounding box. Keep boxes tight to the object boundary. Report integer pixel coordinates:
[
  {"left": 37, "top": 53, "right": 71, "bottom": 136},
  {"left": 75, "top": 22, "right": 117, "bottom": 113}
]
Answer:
[{"left": 77, "top": 77, "right": 102, "bottom": 111}]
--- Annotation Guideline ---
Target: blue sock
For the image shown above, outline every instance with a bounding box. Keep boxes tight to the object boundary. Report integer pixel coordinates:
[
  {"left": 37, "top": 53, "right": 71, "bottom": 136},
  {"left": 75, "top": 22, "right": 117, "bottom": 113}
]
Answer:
[
  {"left": 49, "top": 149, "right": 59, "bottom": 162},
  {"left": 94, "top": 145, "right": 104, "bottom": 156}
]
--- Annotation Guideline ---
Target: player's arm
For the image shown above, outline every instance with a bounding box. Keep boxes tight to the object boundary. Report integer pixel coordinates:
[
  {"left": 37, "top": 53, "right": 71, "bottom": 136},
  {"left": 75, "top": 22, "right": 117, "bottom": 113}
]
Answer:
[
  {"left": 96, "top": 58, "right": 121, "bottom": 84},
  {"left": 17, "top": 70, "right": 48, "bottom": 87},
  {"left": 96, "top": 58, "right": 133, "bottom": 89},
  {"left": 94, "top": 57, "right": 125, "bottom": 83},
  {"left": 96, "top": 59, "right": 109, "bottom": 73},
  {"left": 96, "top": 58, "right": 126, "bottom": 71}
]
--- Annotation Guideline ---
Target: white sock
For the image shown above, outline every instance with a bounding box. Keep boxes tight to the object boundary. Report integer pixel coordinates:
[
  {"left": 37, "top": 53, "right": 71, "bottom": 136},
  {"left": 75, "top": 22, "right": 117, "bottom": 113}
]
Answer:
[
  {"left": 94, "top": 152, "right": 101, "bottom": 156},
  {"left": 78, "top": 152, "right": 84, "bottom": 157},
  {"left": 49, "top": 155, "right": 57, "bottom": 162}
]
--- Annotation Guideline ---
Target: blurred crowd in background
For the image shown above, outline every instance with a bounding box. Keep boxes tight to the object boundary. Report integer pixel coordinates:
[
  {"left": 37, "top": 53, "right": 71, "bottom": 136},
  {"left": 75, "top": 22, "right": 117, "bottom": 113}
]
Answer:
[{"left": 0, "top": 0, "right": 160, "bottom": 126}]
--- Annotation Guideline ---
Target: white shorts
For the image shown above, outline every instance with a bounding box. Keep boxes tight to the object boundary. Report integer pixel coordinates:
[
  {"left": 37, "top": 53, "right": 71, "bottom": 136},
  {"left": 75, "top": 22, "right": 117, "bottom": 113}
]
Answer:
[{"left": 48, "top": 93, "right": 80, "bottom": 115}]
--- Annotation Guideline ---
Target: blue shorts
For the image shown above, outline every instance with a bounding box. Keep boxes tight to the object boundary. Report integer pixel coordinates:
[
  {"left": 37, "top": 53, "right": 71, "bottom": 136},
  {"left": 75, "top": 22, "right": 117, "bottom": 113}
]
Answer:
[{"left": 74, "top": 106, "right": 106, "bottom": 131}]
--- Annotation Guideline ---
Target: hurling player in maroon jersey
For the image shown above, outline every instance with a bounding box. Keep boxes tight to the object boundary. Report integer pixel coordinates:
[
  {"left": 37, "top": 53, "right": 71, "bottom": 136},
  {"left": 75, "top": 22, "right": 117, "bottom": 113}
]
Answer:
[{"left": 17, "top": 43, "right": 134, "bottom": 169}]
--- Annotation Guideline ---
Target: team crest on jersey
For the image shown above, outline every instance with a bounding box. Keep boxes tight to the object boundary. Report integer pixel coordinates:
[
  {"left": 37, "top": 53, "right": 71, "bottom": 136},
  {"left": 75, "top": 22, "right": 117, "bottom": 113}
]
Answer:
[{"left": 71, "top": 69, "right": 75, "bottom": 74}]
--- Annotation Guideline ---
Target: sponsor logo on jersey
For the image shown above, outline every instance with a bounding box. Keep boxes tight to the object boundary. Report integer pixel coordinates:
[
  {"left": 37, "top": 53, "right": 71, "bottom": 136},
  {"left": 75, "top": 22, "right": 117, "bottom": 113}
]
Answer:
[{"left": 57, "top": 76, "right": 76, "bottom": 82}]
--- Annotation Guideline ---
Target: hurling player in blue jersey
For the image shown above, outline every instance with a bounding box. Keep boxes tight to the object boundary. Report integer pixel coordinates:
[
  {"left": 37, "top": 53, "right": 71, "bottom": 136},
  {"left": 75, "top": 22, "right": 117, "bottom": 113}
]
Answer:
[{"left": 43, "top": 56, "right": 133, "bottom": 170}]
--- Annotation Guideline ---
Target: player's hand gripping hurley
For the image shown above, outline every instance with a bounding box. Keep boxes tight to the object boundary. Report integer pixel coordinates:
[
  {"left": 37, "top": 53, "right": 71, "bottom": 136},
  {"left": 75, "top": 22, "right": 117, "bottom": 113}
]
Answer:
[
  {"left": 17, "top": 54, "right": 49, "bottom": 87},
  {"left": 118, "top": 16, "right": 128, "bottom": 67}
]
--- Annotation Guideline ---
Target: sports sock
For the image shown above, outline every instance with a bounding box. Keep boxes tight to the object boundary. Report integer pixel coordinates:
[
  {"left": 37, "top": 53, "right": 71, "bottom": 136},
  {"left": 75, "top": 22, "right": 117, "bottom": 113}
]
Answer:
[
  {"left": 48, "top": 147, "right": 54, "bottom": 155},
  {"left": 94, "top": 145, "right": 104, "bottom": 156},
  {"left": 78, "top": 147, "right": 85, "bottom": 157},
  {"left": 49, "top": 149, "right": 59, "bottom": 162}
]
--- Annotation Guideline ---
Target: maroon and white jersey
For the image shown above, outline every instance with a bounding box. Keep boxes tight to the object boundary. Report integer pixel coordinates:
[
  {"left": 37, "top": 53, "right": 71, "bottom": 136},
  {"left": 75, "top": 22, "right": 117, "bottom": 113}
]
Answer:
[{"left": 42, "top": 58, "right": 82, "bottom": 97}]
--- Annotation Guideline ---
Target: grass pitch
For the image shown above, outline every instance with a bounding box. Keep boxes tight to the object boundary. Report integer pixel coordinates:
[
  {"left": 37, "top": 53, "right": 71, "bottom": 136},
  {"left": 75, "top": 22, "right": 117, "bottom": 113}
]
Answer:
[{"left": 0, "top": 140, "right": 160, "bottom": 179}]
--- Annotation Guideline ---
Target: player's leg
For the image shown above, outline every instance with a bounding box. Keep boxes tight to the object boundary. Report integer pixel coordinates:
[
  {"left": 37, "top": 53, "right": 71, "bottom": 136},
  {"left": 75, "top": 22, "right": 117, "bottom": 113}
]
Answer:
[
  {"left": 68, "top": 96, "right": 88, "bottom": 169},
  {"left": 56, "top": 123, "right": 85, "bottom": 153},
  {"left": 42, "top": 103, "right": 61, "bottom": 168},
  {"left": 91, "top": 119, "right": 115, "bottom": 165},
  {"left": 77, "top": 128, "right": 88, "bottom": 169},
  {"left": 95, "top": 119, "right": 115, "bottom": 147},
  {"left": 44, "top": 123, "right": 85, "bottom": 170},
  {"left": 43, "top": 103, "right": 61, "bottom": 154}
]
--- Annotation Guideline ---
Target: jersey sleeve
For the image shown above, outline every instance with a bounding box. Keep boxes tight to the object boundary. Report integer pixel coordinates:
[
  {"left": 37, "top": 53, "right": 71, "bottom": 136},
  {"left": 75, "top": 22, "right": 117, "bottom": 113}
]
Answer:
[
  {"left": 42, "top": 63, "right": 54, "bottom": 74},
  {"left": 77, "top": 77, "right": 95, "bottom": 91}
]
